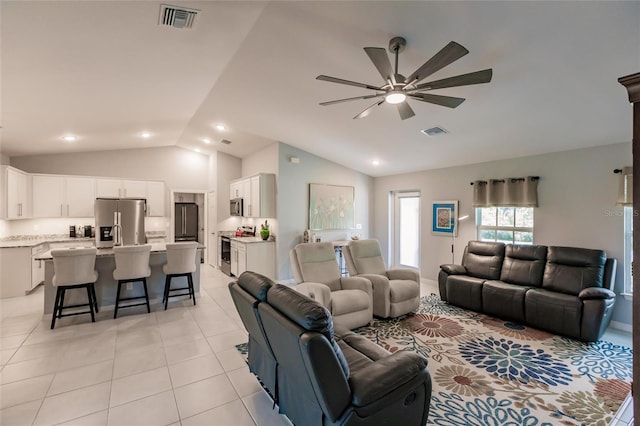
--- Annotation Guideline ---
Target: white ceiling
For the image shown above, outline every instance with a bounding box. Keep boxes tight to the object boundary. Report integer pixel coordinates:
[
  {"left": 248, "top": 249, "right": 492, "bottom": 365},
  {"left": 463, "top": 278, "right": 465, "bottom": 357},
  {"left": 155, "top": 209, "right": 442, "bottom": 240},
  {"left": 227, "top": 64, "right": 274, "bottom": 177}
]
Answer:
[{"left": 2, "top": 1, "right": 639, "bottom": 177}]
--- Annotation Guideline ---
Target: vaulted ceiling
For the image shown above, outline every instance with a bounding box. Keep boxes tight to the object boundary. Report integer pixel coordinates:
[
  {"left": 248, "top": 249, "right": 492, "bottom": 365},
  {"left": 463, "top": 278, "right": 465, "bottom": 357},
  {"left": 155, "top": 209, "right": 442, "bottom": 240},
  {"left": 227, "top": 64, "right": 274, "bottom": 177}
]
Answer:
[{"left": 2, "top": 1, "right": 638, "bottom": 177}]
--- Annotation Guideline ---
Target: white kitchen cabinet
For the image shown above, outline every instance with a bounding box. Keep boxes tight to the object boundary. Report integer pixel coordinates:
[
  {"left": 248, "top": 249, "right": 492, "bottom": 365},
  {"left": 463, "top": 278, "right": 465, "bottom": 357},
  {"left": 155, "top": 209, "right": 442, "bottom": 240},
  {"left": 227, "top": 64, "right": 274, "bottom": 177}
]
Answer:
[
  {"left": 230, "top": 181, "right": 243, "bottom": 200},
  {"left": 232, "top": 240, "right": 275, "bottom": 280},
  {"left": 245, "top": 174, "right": 276, "bottom": 218},
  {"left": 66, "top": 177, "right": 95, "bottom": 217},
  {"left": 33, "top": 175, "right": 95, "bottom": 218},
  {"left": 146, "top": 181, "right": 165, "bottom": 216},
  {"left": 96, "top": 178, "right": 165, "bottom": 216},
  {"left": 230, "top": 240, "right": 239, "bottom": 276},
  {"left": 1, "top": 166, "right": 31, "bottom": 219},
  {"left": 122, "top": 180, "right": 147, "bottom": 198},
  {"left": 0, "top": 243, "right": 47, "bottom": 298},
  {"left": 96, "top": 179, "right": 122, "bottom": 197}
]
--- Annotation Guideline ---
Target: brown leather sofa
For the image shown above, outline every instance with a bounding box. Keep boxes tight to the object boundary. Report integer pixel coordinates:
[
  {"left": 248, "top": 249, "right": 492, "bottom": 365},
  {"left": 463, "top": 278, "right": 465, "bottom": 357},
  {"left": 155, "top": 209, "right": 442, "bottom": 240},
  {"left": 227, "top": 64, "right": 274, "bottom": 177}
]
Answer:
[
  {"left": 438, "top": 241, "right": 617, "bottom": 342},
  {"left": 229, "top": 271, "right": 432, "bottom": 426}
]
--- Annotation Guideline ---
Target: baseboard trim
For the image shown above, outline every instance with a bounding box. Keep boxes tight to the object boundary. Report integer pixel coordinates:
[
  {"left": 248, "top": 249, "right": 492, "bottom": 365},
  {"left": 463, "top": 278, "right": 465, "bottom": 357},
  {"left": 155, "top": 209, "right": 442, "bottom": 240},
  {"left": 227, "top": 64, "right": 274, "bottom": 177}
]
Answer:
[{"left": 610, "top": 320, "right": 633, "bottom": 333}]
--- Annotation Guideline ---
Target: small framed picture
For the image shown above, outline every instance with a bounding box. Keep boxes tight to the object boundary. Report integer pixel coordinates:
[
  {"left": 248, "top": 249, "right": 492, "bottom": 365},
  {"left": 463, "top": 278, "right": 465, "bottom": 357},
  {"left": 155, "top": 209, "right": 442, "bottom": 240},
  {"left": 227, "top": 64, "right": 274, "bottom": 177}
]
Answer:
[{"left": 432, "top": 200, "right": 459, "bottom": 236}]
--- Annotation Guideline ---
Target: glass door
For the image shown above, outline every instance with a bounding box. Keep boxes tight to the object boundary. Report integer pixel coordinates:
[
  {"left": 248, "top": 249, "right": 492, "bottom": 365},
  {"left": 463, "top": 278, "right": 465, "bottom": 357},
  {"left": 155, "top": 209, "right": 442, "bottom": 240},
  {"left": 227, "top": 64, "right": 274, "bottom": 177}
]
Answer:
[{"left": 392, "top": 191, "right": 420, "bottom": 269}]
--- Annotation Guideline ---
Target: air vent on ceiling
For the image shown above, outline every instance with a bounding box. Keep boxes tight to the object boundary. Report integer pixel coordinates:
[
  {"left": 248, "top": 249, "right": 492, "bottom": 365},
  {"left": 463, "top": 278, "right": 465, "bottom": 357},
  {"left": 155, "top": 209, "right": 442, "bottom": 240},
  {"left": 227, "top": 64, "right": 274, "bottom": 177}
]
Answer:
[
  {"left": 158, "top": 4, "right": 200, "bottom": 29},
  {"left": 220, "top": 139, "right": 232, "bottom": 145},
  {"left": 421, "top": 126, "right": 449, "bottom": 136}
]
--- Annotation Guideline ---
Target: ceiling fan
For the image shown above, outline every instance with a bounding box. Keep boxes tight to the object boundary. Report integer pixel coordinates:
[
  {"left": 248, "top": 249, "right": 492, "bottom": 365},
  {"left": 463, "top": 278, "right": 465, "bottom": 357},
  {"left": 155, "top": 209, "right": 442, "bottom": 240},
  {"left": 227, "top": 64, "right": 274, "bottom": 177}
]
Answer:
[{"left": 317, "top": 37, "right": 492, "bottom": 120}]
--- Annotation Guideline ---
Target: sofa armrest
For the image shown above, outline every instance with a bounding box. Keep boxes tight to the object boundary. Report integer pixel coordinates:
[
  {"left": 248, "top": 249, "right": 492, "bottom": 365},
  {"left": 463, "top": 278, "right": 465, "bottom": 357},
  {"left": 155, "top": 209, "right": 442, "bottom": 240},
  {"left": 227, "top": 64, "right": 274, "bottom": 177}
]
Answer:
[
  {"left": 295, "top": 282, "right": 332, "bottom": 308},
  {"left": 341, "top": 276, "right": 373, "bottom": 296},
  {"left": 440, "top": 264, "right": 467, "bottom": 275},
  {"left": 579, "top": 287, "right": 616, "bottom": 300},
  {"left": 349, "top": 351, "right": 429, "bottom": 407},
  {"left": 387, "top": 268, "right": 420, "bottom": 282}
]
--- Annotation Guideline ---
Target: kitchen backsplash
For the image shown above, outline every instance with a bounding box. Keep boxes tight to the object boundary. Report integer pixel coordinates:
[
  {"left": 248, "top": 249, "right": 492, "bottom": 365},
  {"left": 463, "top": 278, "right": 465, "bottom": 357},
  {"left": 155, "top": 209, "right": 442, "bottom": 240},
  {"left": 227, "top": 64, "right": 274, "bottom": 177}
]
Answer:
[{"left": 2, "top": 217, "right": 169, "bottom": 238}]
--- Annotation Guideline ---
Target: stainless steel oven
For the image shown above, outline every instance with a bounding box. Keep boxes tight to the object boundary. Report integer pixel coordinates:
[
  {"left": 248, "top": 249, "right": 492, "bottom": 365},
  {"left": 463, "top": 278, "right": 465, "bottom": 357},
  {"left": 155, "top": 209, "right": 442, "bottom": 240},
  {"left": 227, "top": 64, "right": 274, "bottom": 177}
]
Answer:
[{"left": 220, "top": 236, "right": 231, "bottom": 276}]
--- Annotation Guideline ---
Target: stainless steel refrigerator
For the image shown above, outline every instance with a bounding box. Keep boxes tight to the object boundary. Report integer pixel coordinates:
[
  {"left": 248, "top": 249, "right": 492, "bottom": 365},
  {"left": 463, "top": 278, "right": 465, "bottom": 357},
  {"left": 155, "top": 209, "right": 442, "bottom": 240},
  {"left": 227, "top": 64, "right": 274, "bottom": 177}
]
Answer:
[
  {"left": 175, "top": 203, "right": 198, "bottom": 241},
  {"left": 95, "top": 198, "right": 146, "bottom": 248}
]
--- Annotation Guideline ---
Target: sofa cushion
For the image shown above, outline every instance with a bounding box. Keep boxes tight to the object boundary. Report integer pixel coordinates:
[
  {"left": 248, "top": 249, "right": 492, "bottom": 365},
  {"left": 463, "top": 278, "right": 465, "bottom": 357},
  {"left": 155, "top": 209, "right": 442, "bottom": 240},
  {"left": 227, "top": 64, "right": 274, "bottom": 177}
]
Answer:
[
  {"left": 542, "top": 246, "right": 606, "bottom": 295},
  {"left": 499, "top": 244, "right": 547, "bottom": 287},
  {"left": 348, "top": 239, "right": 388, "bottom": 276},
  {"left": 331, "top": 290, "right": 370, "bottom": 316},
  {"left": 237, "top": 271, "right": 274, "bottom": 301},
  {"left": 462, "top": 241, "right": 505, "bottom": 280},
  {"left": 482, "top": 280, "right": 531, "bottom": 323},
  {"left": 295, "top": 243, "right": 342, "bottom": 291},
  {"left": 525, "top": 288, "right": 582, "bottom": 339},
  {"left": 445, "top": 275, "right": 485, "bottom": 311},
  {"left": 389, "top": 279, "right": 419, "bottom": 303}
]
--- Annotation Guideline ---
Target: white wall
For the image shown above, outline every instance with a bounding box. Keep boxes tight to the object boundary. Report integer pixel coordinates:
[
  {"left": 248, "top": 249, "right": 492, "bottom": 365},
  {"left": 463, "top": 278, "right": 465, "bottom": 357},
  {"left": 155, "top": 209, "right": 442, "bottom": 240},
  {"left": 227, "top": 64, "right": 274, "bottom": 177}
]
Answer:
[
  {"left": 0, "top": 154, "right": 9, "bottom": 166},
  {"left": 215, "top": 151, "right": 242, "bottom": 233},
  {"left": 373, "top": 142, "right": 632, "bottom": 325},
  {"left": 277, "top": 142, "right": 373, "bottom": 281}
]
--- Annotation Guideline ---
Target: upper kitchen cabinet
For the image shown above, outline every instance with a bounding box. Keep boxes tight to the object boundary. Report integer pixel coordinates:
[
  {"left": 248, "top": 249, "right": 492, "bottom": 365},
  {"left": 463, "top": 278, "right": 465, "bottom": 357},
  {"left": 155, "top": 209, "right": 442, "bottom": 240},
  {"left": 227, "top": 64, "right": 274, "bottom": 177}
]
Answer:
[
  {"left": 230, "top": 173, "right": 276, "bottom": 218},
  {"left": 1, "top": 166, "right": 31, "bottom": 219},
  {"left": 96, "top": 178, "right": 165, "bottom": 216},
  {"left": 32, "top": 175, "right": 96, "bottom": 218}
]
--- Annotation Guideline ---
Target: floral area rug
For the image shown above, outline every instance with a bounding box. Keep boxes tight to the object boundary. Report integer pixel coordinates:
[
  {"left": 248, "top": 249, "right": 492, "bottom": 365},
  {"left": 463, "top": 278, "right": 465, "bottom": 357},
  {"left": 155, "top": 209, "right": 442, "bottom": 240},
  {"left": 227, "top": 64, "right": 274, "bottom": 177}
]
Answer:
[{"left": 352, "top": 294, "right": 632, "bottom": 426}]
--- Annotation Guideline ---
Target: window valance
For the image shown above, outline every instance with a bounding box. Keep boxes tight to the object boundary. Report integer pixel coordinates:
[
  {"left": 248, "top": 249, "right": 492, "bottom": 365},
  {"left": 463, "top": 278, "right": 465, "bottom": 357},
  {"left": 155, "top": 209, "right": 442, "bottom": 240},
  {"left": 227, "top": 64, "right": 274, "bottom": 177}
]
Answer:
[
  {"left": 615, "top": 167, "right": 632, "bottom": 206},
  {"left": 472, "top": 176, "right": 539, "bottom": 207}
]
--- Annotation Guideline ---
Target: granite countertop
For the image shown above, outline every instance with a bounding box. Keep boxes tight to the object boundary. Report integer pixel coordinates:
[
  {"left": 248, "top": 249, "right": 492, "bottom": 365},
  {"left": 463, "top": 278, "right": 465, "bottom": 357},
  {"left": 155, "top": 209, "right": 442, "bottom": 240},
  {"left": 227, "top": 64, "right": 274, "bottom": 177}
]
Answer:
[
  {"left": 229, "top": 236, "right": 274, "bottom": 243},
  {"left": 0, "top": 235, "right": 94, "bottom": 249},
  {"left": 35, "top": 242, "right": 206, "bottom": 260}
]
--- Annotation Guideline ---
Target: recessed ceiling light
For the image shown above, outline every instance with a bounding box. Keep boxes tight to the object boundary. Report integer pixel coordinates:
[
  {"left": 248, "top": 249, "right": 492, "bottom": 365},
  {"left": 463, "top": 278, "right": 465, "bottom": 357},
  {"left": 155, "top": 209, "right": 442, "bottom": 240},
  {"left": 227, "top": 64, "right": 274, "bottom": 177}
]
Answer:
[
  {"left": 139, "top": 132, "right": 151, "bottom": 138},
  {"left": 194, "top": 148, "right": 200, "bottom": 153},
  {"left": 215, "top": 124, "right": 226, "bottom": 131},
  {"left": 62, "top": 135, "right": 76, "bottom": 142},
  {"left": 202, "top": 138, "right": 211, "bottom": 144},
  {"left": 372, "top": 160, "right": 380, "bottom": 166}
]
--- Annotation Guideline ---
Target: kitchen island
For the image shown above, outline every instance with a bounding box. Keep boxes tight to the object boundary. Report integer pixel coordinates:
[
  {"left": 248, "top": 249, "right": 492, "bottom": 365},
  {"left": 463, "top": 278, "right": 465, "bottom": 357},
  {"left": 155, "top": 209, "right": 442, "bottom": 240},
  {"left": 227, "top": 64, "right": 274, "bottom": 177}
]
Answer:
[{"left": 36, "top": 243, "right": 204, "bottom": 315}]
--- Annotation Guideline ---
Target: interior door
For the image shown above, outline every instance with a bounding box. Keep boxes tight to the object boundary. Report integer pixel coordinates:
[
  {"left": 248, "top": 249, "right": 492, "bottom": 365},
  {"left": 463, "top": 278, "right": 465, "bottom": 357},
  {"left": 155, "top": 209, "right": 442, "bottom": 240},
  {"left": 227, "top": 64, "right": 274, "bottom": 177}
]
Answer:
[{"left": 207, "top": 190, "right": 217, "bottom": 266}]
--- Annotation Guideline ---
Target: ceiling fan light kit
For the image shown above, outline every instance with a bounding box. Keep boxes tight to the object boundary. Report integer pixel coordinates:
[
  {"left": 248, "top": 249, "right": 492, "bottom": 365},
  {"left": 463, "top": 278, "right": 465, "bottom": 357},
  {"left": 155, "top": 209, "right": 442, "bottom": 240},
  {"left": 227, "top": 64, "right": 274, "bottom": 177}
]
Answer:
[{"left": 317, "top": 36, "right": 492, "bottom": 120}]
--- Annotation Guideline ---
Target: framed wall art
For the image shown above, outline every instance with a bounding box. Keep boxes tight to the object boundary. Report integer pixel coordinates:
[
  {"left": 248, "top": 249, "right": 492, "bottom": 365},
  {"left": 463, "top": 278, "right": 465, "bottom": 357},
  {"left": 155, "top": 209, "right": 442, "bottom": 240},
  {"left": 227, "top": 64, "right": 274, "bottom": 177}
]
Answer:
[
  {"left": 432, "top": 200, "right": 459, "bottom": 236},
  {"left": 309, "top": 183, "right": 354, "bottom": 230}
]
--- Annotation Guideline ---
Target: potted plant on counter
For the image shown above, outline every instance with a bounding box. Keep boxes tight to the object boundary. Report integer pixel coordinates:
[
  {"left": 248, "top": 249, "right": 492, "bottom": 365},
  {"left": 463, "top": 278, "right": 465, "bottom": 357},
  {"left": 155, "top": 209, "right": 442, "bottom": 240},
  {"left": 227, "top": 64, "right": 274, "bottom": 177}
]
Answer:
[{"left": 260, "top": 220, "right": 270, "bottom": 240}]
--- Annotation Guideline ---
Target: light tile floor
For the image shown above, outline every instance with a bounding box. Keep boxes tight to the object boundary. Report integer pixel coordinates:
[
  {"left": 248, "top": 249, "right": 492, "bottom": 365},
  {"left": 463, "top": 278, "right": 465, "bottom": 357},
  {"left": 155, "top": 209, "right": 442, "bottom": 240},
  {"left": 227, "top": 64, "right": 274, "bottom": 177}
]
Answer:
[
  {"left": 0, "top": 266, "right": 633, "bottom": 425},
  {"left": 1, "top": 265, "right": 292, "bottom": 426}
]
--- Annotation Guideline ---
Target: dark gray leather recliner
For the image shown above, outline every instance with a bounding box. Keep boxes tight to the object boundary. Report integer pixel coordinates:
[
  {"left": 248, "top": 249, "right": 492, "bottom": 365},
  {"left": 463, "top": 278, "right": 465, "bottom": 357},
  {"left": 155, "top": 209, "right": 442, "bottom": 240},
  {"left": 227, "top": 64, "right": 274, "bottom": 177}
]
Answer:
[
  {"left": 230, "top": 271, "right": 432, "bottom": 426},
  {"left": 439, "top": 241, "right": 617, "bottom": 342}
]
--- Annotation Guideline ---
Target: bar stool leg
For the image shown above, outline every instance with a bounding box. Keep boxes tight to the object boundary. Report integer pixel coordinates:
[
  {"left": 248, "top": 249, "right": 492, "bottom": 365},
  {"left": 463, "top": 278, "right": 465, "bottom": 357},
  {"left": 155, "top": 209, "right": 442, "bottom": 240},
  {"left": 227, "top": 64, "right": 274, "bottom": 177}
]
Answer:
[
  {"left": 142, "top": 279, "right": 151, "bottom": 313},
  {"left": 91, "top": 285, "right": 99, "bottom": 313},
  {"left": 86, "top": 285, "right": 96, "bottom": 323},
  {"left": 187, "top": 273, "right": 196, "bottom": 306},
  {"left": 164, "top": 275, "right": 171, "bottom": 310},
  {"left": 51, "top": 287, "right": 62, "bottom": 329},
  {"left": 114, "top": 281, "right": 123, "bottom": 319}
]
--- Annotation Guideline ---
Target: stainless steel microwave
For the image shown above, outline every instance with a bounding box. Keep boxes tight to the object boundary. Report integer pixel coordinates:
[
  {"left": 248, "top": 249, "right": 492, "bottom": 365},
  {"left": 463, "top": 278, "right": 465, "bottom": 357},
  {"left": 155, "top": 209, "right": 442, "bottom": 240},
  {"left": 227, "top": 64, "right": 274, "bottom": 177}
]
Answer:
[{"left": 230, "top": 198, "right": 243, "bottom": 216}]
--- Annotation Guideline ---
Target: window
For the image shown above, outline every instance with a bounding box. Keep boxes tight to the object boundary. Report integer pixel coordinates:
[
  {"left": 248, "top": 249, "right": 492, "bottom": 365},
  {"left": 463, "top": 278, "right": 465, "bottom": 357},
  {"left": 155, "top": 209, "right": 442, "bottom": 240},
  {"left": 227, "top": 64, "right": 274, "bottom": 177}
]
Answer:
[
  {"left": 476, "top": 207, "right": 534, "bottom": 244},
  {"left": 391, "top": 191, "right": 420, "bottom": 269},
  {"left": 623, "top": 206, "right": 633, "bottom": 295}
]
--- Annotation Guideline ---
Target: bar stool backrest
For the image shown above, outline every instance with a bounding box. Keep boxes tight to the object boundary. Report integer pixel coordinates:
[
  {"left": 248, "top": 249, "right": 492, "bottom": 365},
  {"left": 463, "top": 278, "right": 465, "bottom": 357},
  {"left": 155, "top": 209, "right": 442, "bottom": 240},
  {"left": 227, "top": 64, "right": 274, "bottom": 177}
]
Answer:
[
  {"left": 51, "top": 248, "right": 98, "bottom": 287},
  {"left": 113, "top": 245, "right": 152, "bottom": 281},
  {"left": 163, "top": 242, "right": 198, "bottom": 275}
]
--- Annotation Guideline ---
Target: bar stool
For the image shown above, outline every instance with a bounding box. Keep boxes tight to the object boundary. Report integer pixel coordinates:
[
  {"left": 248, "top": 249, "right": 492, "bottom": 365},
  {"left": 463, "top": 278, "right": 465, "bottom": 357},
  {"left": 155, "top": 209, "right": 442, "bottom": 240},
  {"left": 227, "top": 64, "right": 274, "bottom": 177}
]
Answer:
[
  {"left": 162, "top": 242, "right": 198, "bottom": 310},
  {"left": 113, "top": 244, "right": 152, "bottom": 319},
  {"left": 50, "top": 248, "right": 99, "bottom": 329}
]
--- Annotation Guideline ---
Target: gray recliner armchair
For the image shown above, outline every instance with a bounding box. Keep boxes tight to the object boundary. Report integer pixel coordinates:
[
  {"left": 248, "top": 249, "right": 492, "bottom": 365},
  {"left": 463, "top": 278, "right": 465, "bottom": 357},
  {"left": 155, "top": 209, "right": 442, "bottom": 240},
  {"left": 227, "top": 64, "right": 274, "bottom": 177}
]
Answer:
[
  {"left": 290, "top": 242, "right": 373, "bottom": 329},
  {"left": 343, "top": 239, "right": 420, "bottom": 318}
]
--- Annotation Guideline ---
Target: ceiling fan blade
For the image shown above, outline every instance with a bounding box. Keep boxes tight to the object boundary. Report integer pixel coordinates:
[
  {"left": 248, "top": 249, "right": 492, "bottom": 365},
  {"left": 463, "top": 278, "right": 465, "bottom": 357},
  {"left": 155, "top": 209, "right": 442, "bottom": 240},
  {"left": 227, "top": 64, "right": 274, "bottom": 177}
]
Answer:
[
  {"left": 397, "top": 101, "right": 415, "bottom": 120},
  {"left": 413, "top": 69, "right": 493, "bottom": 91},
  {"left": 409, "top": 93, "right": 466, "bottom": 108},
  {"left": 316, "top": 75, "right": 380, "bottom": 91},
  {"left": 364, "top": 47, "right": 394, "bottom": 84},
  {"left": 405, "top": 41, "right": 469, "bottom": 85},
  {"left": 354, "top": 100, "right": 385, "bottom": 119},
  {"left": 319, "top": 94, "right": 383, "bottom": 106}
]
